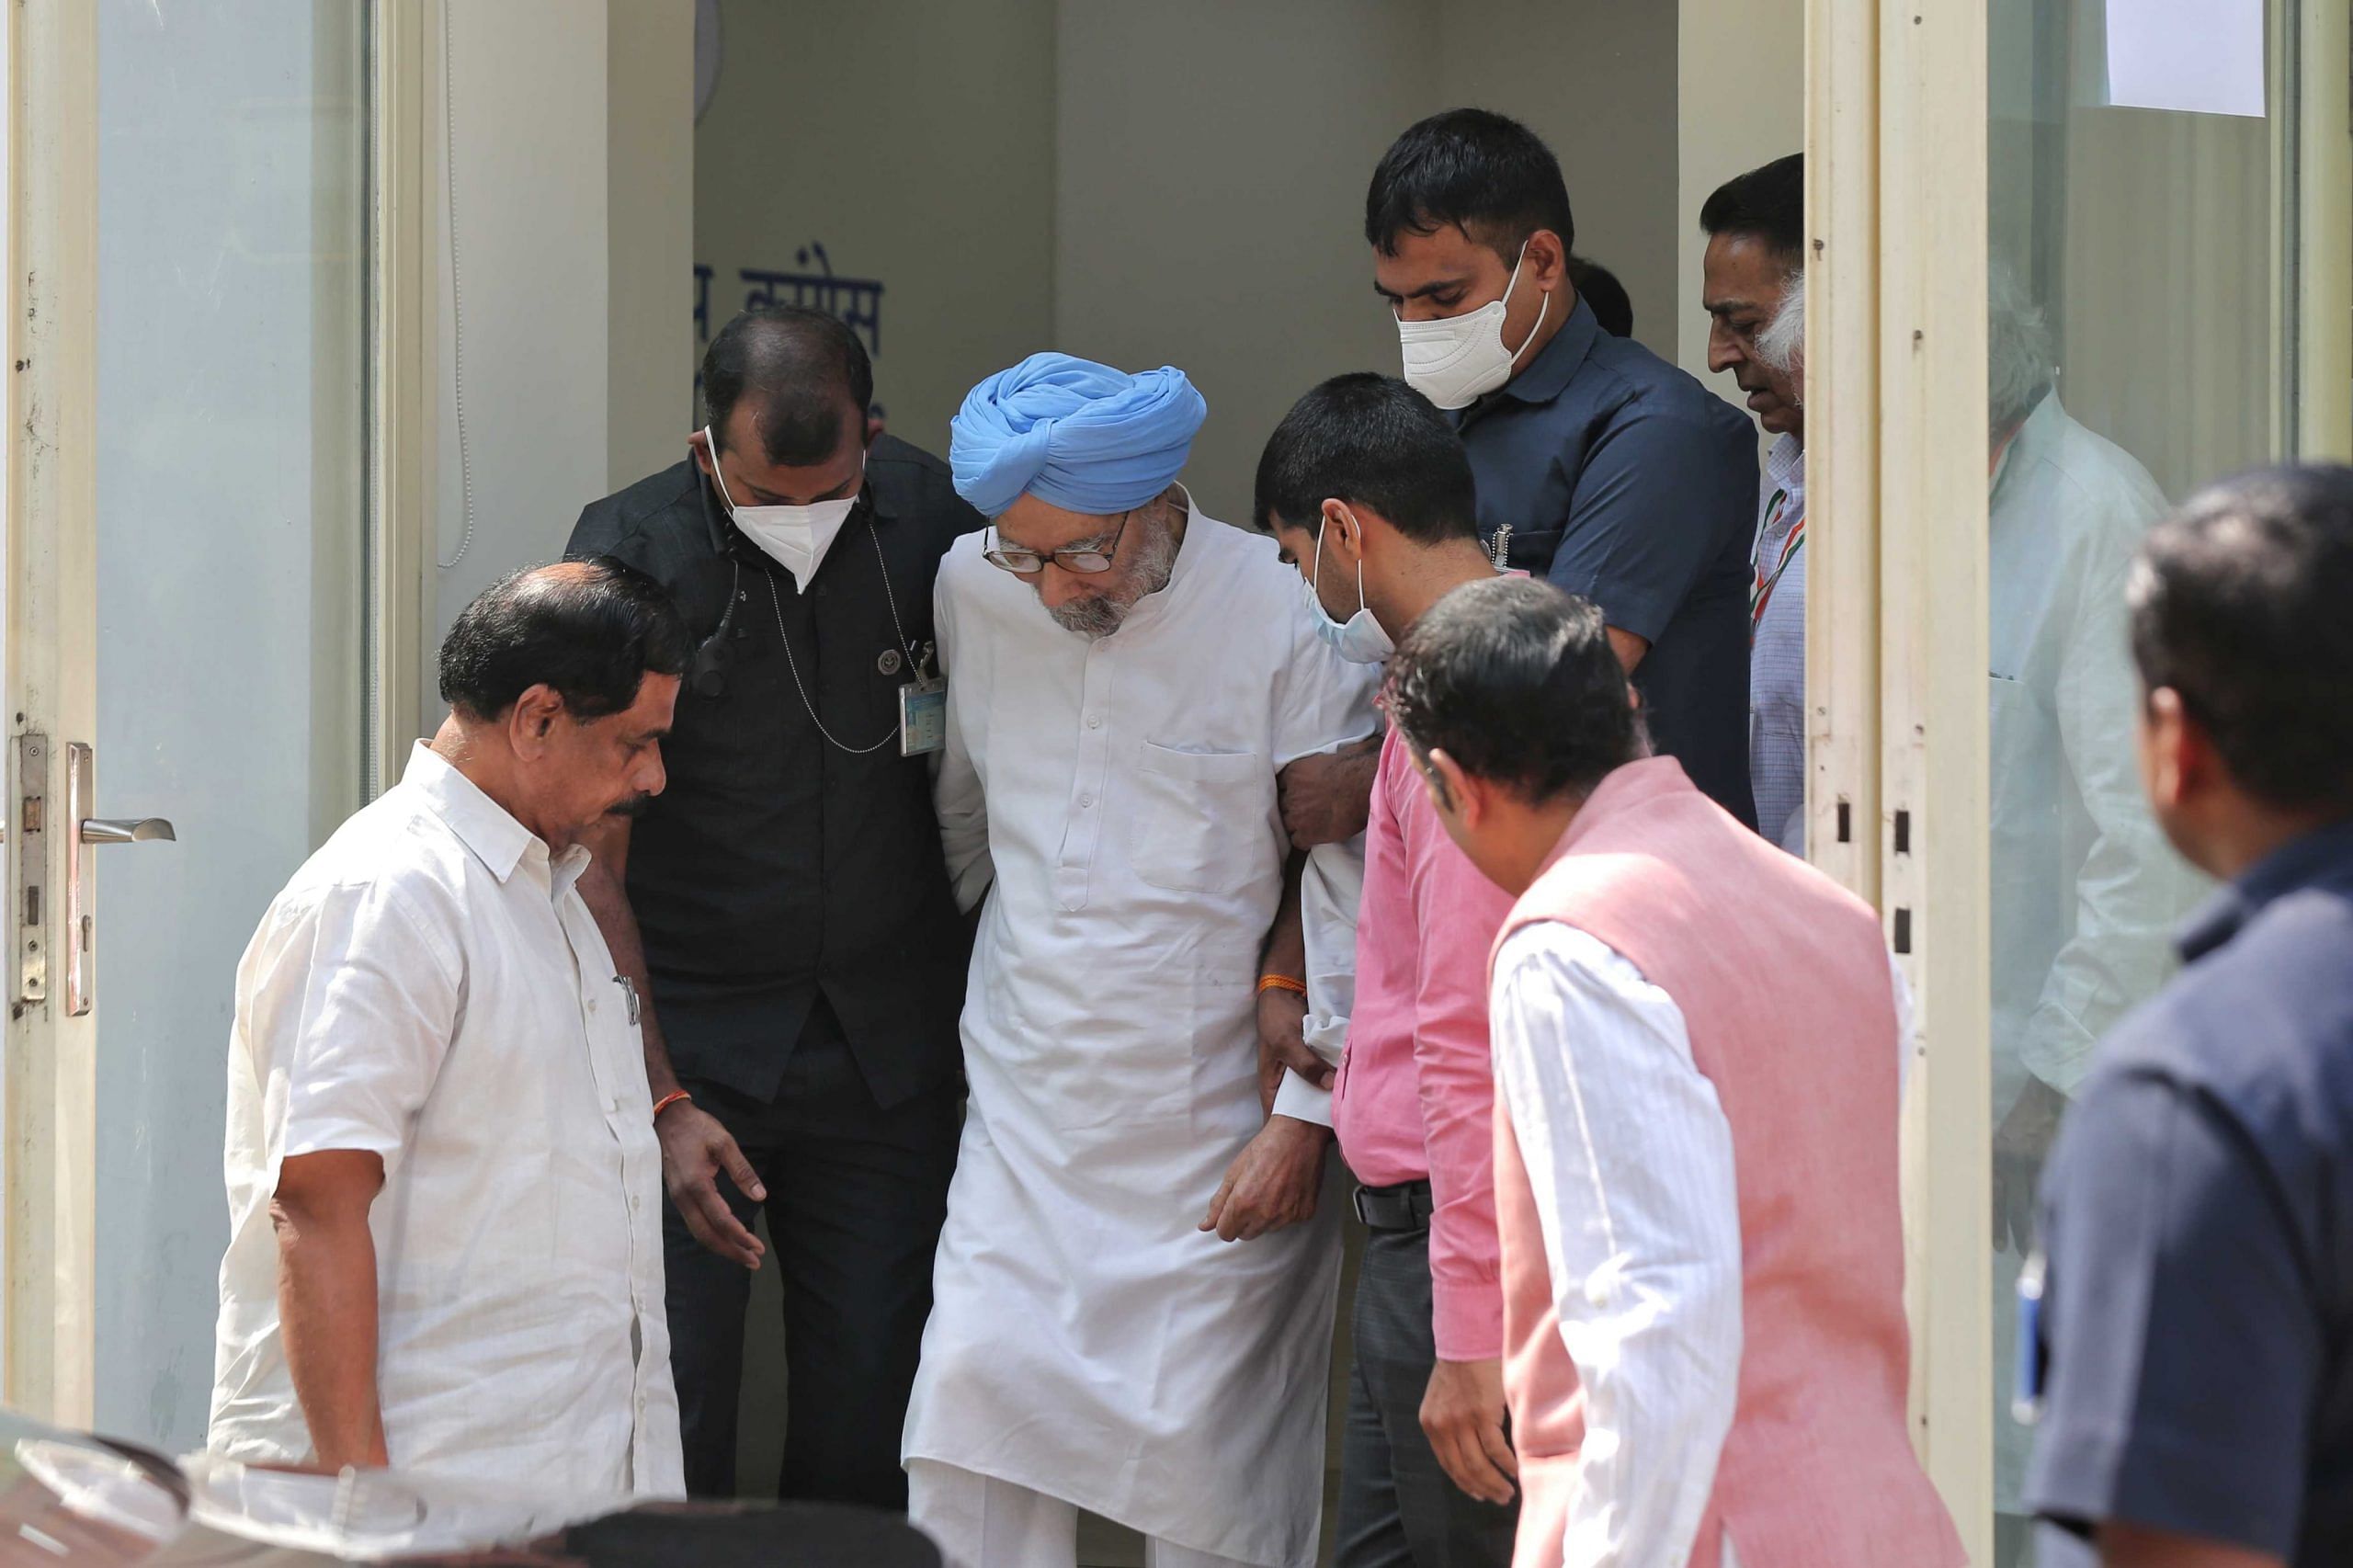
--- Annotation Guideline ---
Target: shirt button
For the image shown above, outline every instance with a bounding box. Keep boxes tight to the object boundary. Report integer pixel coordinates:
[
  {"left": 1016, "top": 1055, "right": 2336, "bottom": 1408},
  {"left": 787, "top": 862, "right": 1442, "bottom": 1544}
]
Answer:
[
  {"left": 1079, "top": 795, "right": 1093, "bottom": 809},
  {"left": 1086, "top": 714, "right": 1101, "bottom": 729},
  {"left": 1586, "top": 1275, "right": 1610, "bottom": 1308}
]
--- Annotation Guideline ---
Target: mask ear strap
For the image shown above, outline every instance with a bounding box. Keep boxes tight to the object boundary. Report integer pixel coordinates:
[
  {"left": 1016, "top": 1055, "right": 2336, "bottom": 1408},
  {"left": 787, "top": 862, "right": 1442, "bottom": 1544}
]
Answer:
[{"left": 703, "top": 426, "right": 738, "bottom": 512}]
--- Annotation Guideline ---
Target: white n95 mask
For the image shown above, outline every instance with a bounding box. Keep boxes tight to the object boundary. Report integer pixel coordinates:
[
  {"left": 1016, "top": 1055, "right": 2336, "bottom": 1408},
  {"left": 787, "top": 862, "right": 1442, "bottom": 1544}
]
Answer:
[
  {"left": 1304, "top": 514, "right": 1395, "bottom": 665},
  {"left": 1394, "top": 239, "right": 1551, "bottom": 411},
  {"left": 704, "top": 426, "right": 863, "bottom": 594}
]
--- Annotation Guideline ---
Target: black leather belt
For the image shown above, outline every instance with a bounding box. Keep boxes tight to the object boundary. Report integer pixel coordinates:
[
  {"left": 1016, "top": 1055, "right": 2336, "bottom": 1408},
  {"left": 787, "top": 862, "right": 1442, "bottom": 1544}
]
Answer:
[{"left": 1352, "top": 1179, "right": 1434, "bottom": 1232}]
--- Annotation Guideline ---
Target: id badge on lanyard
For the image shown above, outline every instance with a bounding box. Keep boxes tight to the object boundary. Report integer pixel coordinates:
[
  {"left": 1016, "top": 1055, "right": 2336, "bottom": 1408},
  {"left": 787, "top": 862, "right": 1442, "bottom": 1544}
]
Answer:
[{"left": 898, "top": 641, "right": 947, "bottom": 756}]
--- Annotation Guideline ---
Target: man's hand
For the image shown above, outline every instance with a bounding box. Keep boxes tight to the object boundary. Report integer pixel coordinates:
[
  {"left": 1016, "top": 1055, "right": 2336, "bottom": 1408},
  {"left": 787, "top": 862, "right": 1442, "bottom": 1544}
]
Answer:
[
  {"left": 1421, "top": 1356, "right": 1518, "bottom": 1506},
  {"left": 658, "top": 1103, "right": 767, "bottom": 1268},
  {"left": 1256, "top": 986, "right": 1327, "bottom": 1111},
  {"left": 1277, "top": 735, "right": 1381, "bottom": 849},
  {"left": 1993, "top": 1074, "right": 2068, "bottom": 1254},
  {"left": 1201, "top": 1116, "right": 1329, "bottom": 1242}
]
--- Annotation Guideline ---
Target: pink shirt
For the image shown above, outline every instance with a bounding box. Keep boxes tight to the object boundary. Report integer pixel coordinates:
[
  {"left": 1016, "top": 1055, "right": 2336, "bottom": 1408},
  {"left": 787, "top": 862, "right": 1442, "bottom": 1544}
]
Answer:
[{"left": 1331, "top": 729, "right": 1512, "bottom": 1360}]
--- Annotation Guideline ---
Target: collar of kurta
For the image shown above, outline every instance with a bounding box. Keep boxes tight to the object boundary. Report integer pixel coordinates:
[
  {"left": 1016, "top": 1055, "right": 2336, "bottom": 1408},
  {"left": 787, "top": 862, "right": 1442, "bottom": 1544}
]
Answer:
[
  {"left": 2177, "top": 816, "right": 2353, "bottom": 963},
  {"left": 404, "top": 742, "right": 587, "bottom": 891}
]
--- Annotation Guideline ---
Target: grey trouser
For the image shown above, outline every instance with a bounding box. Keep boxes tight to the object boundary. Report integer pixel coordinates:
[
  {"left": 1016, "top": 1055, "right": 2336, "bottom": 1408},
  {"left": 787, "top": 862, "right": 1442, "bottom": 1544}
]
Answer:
[{"left": 1335, "top": 1217, "right": 1518, "bottom": 1568}]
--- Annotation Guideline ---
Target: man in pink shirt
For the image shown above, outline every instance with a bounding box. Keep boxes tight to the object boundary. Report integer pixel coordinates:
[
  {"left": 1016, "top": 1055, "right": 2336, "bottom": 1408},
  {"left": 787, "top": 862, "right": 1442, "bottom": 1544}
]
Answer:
[{"left": 1254, "top": 373, "right": 1518, "bottom": 1565}]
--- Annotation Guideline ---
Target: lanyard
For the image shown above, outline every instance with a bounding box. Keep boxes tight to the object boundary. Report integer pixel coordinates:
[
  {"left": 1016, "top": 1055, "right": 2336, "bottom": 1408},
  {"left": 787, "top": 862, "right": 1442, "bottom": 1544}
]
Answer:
[{"left": 1749, "top": 488, "right": 1807, "bottom": 631}]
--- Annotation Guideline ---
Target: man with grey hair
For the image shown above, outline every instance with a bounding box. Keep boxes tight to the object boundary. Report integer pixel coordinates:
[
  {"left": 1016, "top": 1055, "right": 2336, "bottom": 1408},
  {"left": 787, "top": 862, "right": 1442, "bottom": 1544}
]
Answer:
[
  {"left": 1984, "top": 259, "right": 2205, "bottom": 1567},
  {"left": 1702, "top": 153, "right": 1810, "bottom": 850}
]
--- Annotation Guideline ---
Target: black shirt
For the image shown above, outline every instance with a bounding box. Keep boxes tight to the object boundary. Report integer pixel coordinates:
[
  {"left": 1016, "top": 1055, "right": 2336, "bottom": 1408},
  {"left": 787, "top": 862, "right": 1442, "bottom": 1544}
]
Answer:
[
  {"left": 1456, "top": 295, "right": 1759, "bottom": 827},
  {"left": 2028, "top": 820, "right": 2353, "bottom": 1567},
  {"left": 566, "top": 437, "right": 986, "bottom": 1108}
]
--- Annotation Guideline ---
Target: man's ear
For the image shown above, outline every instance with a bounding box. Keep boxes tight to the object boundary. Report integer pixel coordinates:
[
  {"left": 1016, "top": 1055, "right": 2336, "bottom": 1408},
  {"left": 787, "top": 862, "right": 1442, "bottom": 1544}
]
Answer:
[
  {"left": 2142, "top": 687, "right": 2206, "bottom": 813},
  {"left": 688, "top": 427, "right": 716, "bottom": 478},
  {"left": 1527, "top": 227, "right": 1569, "bottom": 292},
  {"left": 508, "top": 684, "right": 565, "bottom": 758},
  {"left": 1320, "top": 497, "right": 1366, "bottom": 564},
  {"left": 1427, "top": 747, "right": 1477, "bottom": 824},
  {"left": 865, "top": 413, "right": 886, "bottom": 446}
]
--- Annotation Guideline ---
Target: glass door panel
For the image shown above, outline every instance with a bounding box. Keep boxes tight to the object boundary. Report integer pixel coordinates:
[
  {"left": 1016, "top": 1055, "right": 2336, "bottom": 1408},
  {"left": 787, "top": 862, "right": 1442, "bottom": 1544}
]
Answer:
[
  {"left": 1985, "top": 0, "right": 2291, "bottom": 1558},
  {"left": 91, "top": 0, "right": 368, "bottom": 1450}
]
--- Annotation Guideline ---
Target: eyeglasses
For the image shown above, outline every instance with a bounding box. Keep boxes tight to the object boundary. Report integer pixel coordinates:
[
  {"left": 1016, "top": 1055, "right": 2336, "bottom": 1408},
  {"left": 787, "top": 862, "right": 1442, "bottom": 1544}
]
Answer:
[{"left": 983, "top": 509, "right": 1132, "bottom": 576}]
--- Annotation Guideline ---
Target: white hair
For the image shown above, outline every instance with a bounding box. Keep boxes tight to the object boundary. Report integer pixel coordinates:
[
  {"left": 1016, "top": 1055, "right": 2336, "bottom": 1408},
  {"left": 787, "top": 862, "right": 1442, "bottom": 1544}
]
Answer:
[
  {"left": 1756, "top": 267, "right": 1805, "bottom": 384},
  {"left": 1987, "top": 259, "right": 2055, "bottom": 436}
]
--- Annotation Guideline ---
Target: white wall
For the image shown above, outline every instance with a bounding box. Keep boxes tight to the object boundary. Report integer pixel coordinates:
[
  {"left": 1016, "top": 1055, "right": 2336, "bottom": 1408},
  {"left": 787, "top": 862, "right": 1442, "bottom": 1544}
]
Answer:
[
  {"left": 1677, "top": 0, "right": 1803, "bottom": 389},
  {"left": 693, "top": 0, "right": 1057, "bottom": 460},
  {"left": 609, "top": 0, "right": 695, "bottom": 490},
  {"left": 1052, "top": 0, "right": 1429, "bottom": 522},
  {"left": 429, "top": 0, "right": 612, "bottom": 672}
]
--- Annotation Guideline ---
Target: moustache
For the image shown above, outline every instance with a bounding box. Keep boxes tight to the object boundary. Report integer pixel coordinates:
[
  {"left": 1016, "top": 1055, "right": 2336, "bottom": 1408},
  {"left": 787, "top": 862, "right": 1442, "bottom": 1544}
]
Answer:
[{"left": 606, "top": 793, "right": 656, "bottom": 819}]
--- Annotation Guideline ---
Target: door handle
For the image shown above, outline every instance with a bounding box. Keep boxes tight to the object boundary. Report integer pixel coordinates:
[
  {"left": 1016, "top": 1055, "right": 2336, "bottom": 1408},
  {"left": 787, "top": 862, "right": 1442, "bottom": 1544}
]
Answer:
[
  {"left": 62, "top": 744, "right": 176, "bottom": 1016},
  {"left": 80, "top": 818, "right": 176, "bottom": 845}
]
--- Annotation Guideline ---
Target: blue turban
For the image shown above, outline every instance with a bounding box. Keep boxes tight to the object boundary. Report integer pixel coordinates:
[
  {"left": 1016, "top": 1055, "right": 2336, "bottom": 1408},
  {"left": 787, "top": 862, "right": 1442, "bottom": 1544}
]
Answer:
[{"left": 950, "top": 353, "right": 1208, "bottom": 517}]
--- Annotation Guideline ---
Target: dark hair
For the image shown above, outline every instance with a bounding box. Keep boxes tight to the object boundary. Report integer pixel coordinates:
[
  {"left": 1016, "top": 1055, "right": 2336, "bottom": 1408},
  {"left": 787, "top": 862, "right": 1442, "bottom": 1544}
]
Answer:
[
  {"left": 1366, "top": 108, "right": 1575, "bottom": 265},
  {"left": 700, "top": 306, "right": 874, "bottom": 468},
  {"left": 438, "top": 558, "right": 692, "bottom": 723},
  {"left": 1383, "top": 576, "right": 1640, "bottom": 802},
  {"left": 1699, "top": 153, "right": 1804, "bottom": 271},
  {"left": 1253, "top": 373, "right": 1479, "bottom": 546},
  {"left": 2129, "top": 463, "right": 2353, "bottom": 812},
  {"left": 1566, "top": 256, "right": 1633, "bottom": 338}
]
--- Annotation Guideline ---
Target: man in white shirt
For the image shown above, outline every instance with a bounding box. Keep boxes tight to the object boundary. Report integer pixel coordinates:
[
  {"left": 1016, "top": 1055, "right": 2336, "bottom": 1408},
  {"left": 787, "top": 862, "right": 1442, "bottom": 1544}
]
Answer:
[
  {"left": 1701, "top": 153, "right": 1808, "bottom": 852},
  {"left": 210, "top": 561, "right": 691, "bottom": 1500},
  {"left": 902, "top": 353, "right": 1377, "bottom": 1568}
]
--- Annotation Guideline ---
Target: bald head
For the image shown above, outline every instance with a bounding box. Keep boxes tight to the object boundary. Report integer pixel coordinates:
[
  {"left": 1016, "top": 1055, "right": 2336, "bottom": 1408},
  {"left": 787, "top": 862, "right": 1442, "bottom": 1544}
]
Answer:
[
  {"left": 702, "top": 306, "right": 874, "bottom": 469},
  {"left": 439, "top": 558, "right": 690, "bottom": 724}
]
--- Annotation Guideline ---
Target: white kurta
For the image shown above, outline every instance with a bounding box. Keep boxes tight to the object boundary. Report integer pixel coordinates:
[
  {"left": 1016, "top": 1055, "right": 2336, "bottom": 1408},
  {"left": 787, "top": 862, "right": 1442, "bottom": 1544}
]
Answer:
[{"left": 908, "top": 497, "right": 1378, "bottom": 1568}]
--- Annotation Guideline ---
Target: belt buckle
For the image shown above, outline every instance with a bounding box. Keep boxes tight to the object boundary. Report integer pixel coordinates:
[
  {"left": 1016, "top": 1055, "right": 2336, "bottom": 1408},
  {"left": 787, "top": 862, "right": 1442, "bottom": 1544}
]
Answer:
[{"left": 1351, "top": 1185, "right": 1375, "bottom": 1227}]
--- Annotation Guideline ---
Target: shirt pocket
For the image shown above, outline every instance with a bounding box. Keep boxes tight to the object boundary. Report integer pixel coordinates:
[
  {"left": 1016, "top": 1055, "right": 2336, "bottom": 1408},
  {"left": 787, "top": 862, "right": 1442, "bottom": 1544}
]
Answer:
[{"left": 1127, "top": 741, "right": 1266, "bottom": 894}]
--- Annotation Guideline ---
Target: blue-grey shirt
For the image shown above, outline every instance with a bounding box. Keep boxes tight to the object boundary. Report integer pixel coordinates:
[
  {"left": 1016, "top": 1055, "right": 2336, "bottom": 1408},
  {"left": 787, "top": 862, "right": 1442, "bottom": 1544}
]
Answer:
[
  {"left": 2028, "top": 819, "right": 2353, "bottom": 1567},
  {"left": 1457, "top": 295, "right": 1759, "bottom": 827}
]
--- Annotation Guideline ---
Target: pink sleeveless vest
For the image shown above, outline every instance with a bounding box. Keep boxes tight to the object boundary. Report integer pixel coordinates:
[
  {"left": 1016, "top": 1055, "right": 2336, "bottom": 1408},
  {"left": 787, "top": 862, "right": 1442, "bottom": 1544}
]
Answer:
[{"left": 1489, "top": 757, "right": 1962, "bottom": 1568}]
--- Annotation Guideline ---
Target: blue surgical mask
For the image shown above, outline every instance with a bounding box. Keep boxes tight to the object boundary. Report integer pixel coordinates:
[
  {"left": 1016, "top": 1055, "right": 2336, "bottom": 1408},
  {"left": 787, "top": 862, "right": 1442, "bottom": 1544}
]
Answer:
[{"left": 1304, "top": 515, "right": 1395, "bottom": 665}]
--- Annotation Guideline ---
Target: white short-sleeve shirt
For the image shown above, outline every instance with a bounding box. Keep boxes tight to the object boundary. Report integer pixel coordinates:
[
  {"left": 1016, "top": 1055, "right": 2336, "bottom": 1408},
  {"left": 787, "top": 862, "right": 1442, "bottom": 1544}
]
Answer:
[{"left": 210, "top": 744, "right": 682, "bottom": 1502}]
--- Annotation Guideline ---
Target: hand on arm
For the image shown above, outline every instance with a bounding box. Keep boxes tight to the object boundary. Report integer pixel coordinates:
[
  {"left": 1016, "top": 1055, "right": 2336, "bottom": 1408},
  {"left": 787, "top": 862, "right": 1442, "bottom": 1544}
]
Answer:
[
  {"left": 271, "top": 1149, "right": 392, "bottom": 1471},
  {"left": 577, "top": 816, "right": 766, "bottom": 1270},
  {"left": 1277, "top": 733, "right": 1380, "bottom": 850}
]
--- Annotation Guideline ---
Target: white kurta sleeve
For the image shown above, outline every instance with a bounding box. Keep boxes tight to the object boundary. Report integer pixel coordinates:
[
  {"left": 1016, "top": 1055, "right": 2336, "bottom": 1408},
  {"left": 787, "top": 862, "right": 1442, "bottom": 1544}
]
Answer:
[
  {"left": 1489, "top": 922, "right": 1743, "bottom": 1568},
  {"left": 932, "top": 561, "right": 994, "bottom": 913},
  {"left": 1273, "top": 832, "right": 1366, "bottom": 1126}
]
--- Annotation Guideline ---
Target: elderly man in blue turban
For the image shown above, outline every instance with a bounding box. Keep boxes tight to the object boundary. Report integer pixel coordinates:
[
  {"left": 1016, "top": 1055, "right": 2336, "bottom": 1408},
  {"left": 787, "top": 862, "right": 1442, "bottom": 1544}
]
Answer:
[{"left": 902, "top": 354, "right": 1379, "bottom": 1568}]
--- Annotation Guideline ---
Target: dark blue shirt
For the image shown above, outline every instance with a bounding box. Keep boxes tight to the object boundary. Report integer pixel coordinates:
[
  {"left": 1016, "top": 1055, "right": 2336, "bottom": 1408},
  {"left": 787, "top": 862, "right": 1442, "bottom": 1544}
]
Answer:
[
  {"left": 1457, "top": 295, "right": 1759, "bottom": 827},
  {"left": 2029, "top": 819, "right": 2353, "bottom": 1567}
]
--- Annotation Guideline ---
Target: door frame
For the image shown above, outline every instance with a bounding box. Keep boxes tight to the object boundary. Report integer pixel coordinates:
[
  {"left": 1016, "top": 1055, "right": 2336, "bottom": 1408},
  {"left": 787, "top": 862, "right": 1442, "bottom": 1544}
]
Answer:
[
  {"left": 1807, "top": 0, "right": 1994, "bottom": 1559},
  {"left": 4, "top": 0, "right": 102, "bottom": 1427}
]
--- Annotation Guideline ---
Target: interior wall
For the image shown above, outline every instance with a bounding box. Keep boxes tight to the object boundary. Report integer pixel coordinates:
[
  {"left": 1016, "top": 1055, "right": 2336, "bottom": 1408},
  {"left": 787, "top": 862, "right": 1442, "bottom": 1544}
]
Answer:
[
  {"left": 608, "top": 0, "right": 695, "bottom": 490},
  {"left": 1436, "top": 0, "right": 1681, "bottom": 364},
  {"left": 1051, "top": 0, "right": 1430, "bottom": 523},
  {"left": 428, "top": 0, "right": 611, "bottom": 668},
  {"left": 692, "top": 0, "right": 1057, "bottom": 462},
  {"left": 1677, "top": 0, "right": 1804, "bottom": 392}
]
